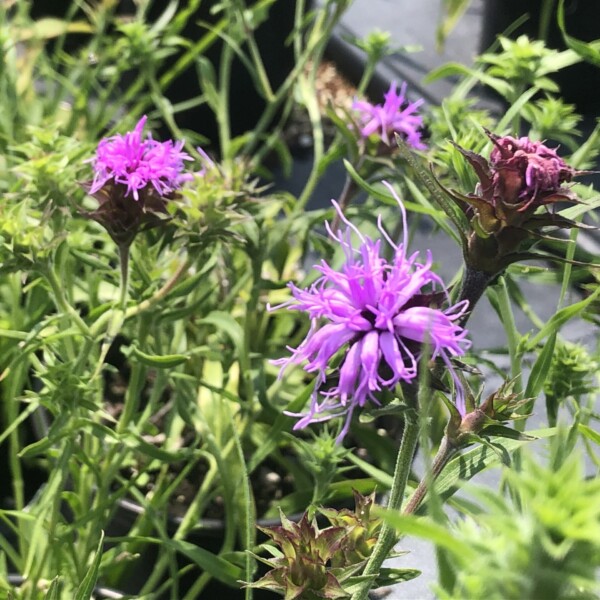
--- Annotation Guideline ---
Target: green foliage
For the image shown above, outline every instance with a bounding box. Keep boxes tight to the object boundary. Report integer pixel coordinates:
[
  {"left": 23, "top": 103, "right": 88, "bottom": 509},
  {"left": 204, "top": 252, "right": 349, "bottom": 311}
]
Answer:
[
  {"left": 480, "top": 35, "right": 574, "bottom": 96},
  {"left": 248, "top": 491, "right": 419, "bottom": 598},
  {"left": 521, "top": 96, "right": 582, "bottom": 150},
  {"left": 382, "top": 434, "right": 600, "bottom": 600},
  {"left": 543, "top": 340, "right": 599, "bottom": 425},
  {"left": 438, "top": 442, "right": 600, "bottom": 599}
]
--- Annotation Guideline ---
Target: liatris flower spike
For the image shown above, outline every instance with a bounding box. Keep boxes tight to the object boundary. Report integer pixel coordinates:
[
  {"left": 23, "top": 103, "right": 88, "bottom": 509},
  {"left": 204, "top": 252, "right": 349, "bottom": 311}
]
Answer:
[
  {"left": 82, "top": 115, "right": 193, "bottom": 247},
  {"left": 272, "top": 182, "right": 471, "bottom": 441},
  {"left": 447, "top": 130, "right": 582, "bottom": 276},
  {"left": 352, "top": 81, "right": 426, "bottom": 149}
]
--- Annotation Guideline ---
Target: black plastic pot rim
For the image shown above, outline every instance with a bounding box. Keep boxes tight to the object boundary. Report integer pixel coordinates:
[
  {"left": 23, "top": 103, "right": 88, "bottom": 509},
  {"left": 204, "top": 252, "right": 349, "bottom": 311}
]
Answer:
[{"left": 116, "top": 496, "right": 301, "bottom": 536}]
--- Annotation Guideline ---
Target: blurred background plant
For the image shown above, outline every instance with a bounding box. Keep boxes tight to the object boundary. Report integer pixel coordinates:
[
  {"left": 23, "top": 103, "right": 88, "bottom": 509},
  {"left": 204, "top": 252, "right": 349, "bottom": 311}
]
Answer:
[{"left": 381, "top": 431, "right": 600, "bottom": 600}]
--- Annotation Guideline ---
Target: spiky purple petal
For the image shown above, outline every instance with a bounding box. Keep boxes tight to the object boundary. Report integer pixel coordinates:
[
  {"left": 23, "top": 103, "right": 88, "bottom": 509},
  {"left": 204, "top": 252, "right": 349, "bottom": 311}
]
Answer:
[
  {"left": 272, "top": 183, "right": 470, "bottom": 439},
  {"left": 89, "top": 116, "right": 193, "bottom": 200},
  {"left": 352, "top": 82, "right": 426, "bottom": 149}
]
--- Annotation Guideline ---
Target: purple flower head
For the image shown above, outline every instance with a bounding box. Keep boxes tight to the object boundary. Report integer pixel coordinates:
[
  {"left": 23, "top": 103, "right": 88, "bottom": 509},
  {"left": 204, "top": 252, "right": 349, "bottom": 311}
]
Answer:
[
  {"left": 83, "top": 116, "right": 194, "bottom": 247},
  {"left": 352, "top": 82, "right": 426, "bottom": 149},
  {"left": 489, "top": 134, "right": 576, "bottom": 210},
  {"left": 272, "top": 183, "right": 470, "bottom": 441},
  {"left": 89, "top": 115, "right": 193, "bottom": 201},
  {"left": 445, "top": 131, "right": 585, "bottom": 277}
]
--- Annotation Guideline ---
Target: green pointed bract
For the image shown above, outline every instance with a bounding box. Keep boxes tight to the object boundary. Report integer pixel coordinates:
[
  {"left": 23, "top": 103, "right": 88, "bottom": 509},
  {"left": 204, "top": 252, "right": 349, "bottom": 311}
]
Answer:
[
  {"left": 446, "top": 377, "right": 530, "bottom": 446},
  {"left": 245, "top": 492, "right": 386, "bottom": 597},
  {"left": 319, "top": 491, "right": 382, "bottom": 566}
]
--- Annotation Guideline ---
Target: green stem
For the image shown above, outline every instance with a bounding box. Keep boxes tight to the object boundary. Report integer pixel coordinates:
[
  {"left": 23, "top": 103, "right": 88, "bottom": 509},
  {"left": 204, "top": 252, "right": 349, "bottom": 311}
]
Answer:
[
  {"left": 538, "top": 0, "right": 557, "bottom": 42},
  {"left": 239, "top": 7, "right": 275, "bottom": 102},
  {"left": 457, "top": 266, "right": 493, "bottom": 326},
  {"left": 218, "top": 9, "right": 234, "bottom": 165},
  {"left": 27, "top": 438, "right": 73, "bottom": 595},
  {"left": 240, "top": 0, "right": 345, "bottom": 163},
  {"left": 91, "top": 243, "right": 131, "bottom": 380},
  {"left": 89, "top": 256, "right": 191, "bottom": 340},
  {"left": 116, "top": 319, "right": 149, "bottom": 434},
  {"left": 351, "top": 409, "right": 420, "bottom": 600},
  {"left": 118, "top": 243, "right": 130, "bottom": 312},
  {"left": 402, "top": 435, "right": 457, "bottom": 515},
  {"left": 5, "top": 362, "right": 27, "bottom": 515}
]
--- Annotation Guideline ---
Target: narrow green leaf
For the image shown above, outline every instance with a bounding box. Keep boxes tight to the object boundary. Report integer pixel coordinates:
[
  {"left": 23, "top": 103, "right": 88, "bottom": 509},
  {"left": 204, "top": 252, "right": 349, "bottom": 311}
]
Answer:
[
  {"left": 122, "top": 432, "right": 195, "bottom": 463},
  {"left": 342, "top": 160, "right": 445, "bottom": 217},
  {"left": 0, "top": 328, "right": 28, "bottom": 340},
  {"left": 375, "top": 567, "right": 421, "bottom": 586},
  {"left": 424, "top": 61, "right": 475, "bottom": 83},
  {"left": 436, "top": 0, "right": 472, "bottom": 49},
  {"left": 403, "top": 176, "right": 460, "bottom": 244},
  {"left": 525, "top": 332, "right": 556, "bottom": 401},
  {"left": 375, "top": 510, "right": 473, "bottom": 557},
  {"left": 44, "top": 577, "right": 61, "bottom": 600},
  {"left": 69, "top": 249, "right": 111, "bottom": 271},
  {"left": 424, "top": 62, "right": 511, "bottom": 96},
  {"left": 558, "top": 195, "right": 600, "bottom": 221},
  {"left": 160, "top": 538, "right": 243, "bottom": 586},
  {"left": 393, "top": 138, "right": 470, "bottom": 243},
  {"left": 74, "top": 531, "right": 104, "bottom": 600},
  {"left": 557, "top": 0, "right": 600, "bottom": 66},
  {"left": 167, "top": 252, "right": 219, "bottom": 298},
  {"left": 0, "top": 401, "right": 39, "bottom": 446},
  {"left": 526, "top": 285, "right": 600, "bottom": 349},
  {"left": 16, "top": 18, "right": 94, "bottom": 42},
  {"left": 198, "top": 311, "right": 244, "bottom": 356},
  {"left": 496, "top": 87, "right": 540, "bottom": 131},
  {"left": 480, "top": 425, "right": 536, "bottom": 442},
  {"left": 19, "top": 435, "right": 59, "bottom": 459},
  {"left": 428, "top": 428, "right": 556, "bottom": 504},
  {"left": 127, "top": 345, "right": 189, "bottom": 368},
  {"left": 578, "top": 423, "right": 600, "bottom": 446},
  {"left": 248, "top": 380, "right": 315, "bottom": 472},
  {"left": 347, "top": 453, "right": 393, "bottom": 489}
]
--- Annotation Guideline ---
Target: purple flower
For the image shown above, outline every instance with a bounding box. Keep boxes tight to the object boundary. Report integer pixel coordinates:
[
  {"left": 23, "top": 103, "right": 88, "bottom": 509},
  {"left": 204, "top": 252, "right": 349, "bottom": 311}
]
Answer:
[
  {"left": 89, "top": 115, "right": 192, "bottom": 201},
  {"left": 272, "top": 183, "right": 470, "bottom": 440},
  {"left": 488, "top": 134, "right": 576, "bottom": 210},
  {"left": 82, "top": 116, "right": 194, "bottom": 246},
  {"left": 352, "top": 82, "right": 426, "bottom": 149}
]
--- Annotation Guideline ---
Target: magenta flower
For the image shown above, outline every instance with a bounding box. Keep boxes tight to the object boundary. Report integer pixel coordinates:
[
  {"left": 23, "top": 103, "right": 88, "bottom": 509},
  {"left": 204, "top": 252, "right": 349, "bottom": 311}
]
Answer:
[
  {"left": 89, "top": 115, "right": 192, "bottom": 201},
  {"left": 352, "top": 82, "right": 426, "bottom": 149},
  {"left": 83, "top": 116, "right": 193, "bottom": 246},
  {"left": 272, "top": 183, "right": 470, "bottom": 440}
]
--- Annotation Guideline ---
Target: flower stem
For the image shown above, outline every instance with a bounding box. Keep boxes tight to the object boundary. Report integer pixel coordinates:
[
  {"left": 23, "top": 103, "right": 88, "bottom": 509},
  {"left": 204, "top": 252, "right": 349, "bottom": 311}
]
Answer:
[
  {"left": 118, "top": 243, "right": 130, "bottom": 313},
  {"left": 402, "top": 435, "right": 457, "bottom": 515},
  {"left": 457, "top": 265, "right": 493, "bottom": 326},
  {"left": 91, "top": 243, "right": 131, "bottom": 380},
  {"left": 89, "top": 256, "right": 191, "bottom": 340},
  {"left": 351, "top": 409, "right": 420, "bottom": 600}
]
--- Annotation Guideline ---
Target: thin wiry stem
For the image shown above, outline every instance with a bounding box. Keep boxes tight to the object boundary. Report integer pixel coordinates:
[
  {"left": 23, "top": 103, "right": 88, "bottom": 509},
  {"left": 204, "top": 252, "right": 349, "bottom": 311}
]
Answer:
[{"left": 351, "top": 396, "right": 420, "bottom": 600}]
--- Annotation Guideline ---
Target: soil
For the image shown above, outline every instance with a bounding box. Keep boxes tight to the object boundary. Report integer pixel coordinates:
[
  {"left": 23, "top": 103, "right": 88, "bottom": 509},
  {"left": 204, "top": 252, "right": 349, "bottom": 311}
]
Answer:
[{"left": 283, "top": 59, "right": 358, "bottom": 154}]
